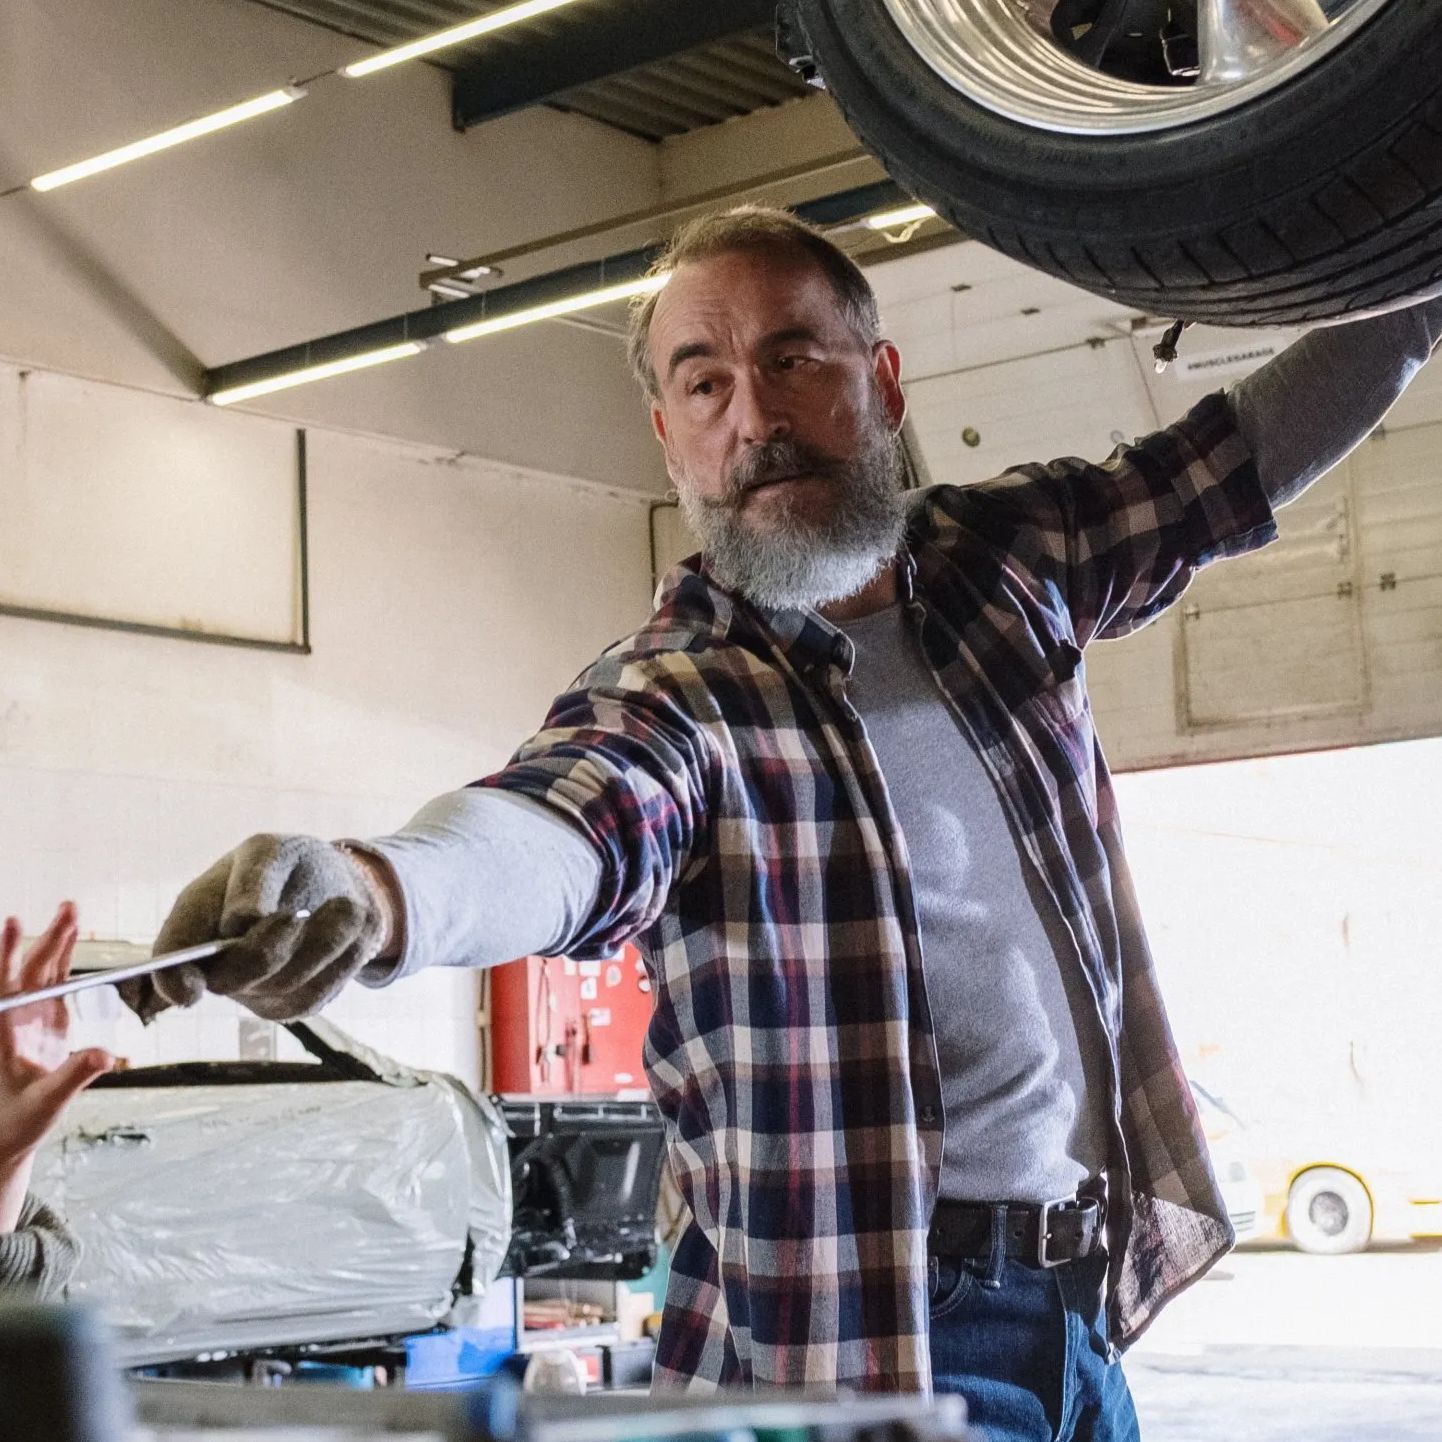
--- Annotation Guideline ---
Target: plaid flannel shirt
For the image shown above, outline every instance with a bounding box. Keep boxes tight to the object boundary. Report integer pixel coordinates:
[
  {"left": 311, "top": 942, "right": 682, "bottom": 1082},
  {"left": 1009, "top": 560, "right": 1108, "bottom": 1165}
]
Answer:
[{"left": 480, "top": 391, "right": 1278, "bottom": 1393}]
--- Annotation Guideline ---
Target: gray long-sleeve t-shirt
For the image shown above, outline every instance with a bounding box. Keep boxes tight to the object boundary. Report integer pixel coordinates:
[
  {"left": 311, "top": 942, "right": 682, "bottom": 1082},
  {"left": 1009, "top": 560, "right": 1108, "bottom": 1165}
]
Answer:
[
  {"left": 842, "top": 601, "right": 1112, "bottom": 1200},
  {"left": 362, "top": 301, "right": 1442, "bottom": 1170}
]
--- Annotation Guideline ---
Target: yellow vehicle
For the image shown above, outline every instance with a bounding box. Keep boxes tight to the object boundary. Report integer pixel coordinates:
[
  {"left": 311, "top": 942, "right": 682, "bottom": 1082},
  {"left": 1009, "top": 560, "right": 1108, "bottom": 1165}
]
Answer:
[
  {"left": 1189, "top": 1080, "right": 1441, "bottom": 1256},
  {"left": 1247, "top": 1151, "right": 1442, "bottom": 1256}
]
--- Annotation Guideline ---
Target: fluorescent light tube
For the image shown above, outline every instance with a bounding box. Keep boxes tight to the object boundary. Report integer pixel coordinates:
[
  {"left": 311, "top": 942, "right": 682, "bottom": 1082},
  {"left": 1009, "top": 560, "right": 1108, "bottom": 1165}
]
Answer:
[
  {"left": 209, "top": 342, "right": 423, "bottom": 407},
  {"left": 30, "top": 88, "right": 303, "bottom": 193},
  {"left": 443, "top": 272, "right": 671, "bottom": 345},
  {"left": 864, "top": 203, "right": 938, "bottom": 231},
  {"left": 343, "top": 0, "right": 587, "bottom": 78}
]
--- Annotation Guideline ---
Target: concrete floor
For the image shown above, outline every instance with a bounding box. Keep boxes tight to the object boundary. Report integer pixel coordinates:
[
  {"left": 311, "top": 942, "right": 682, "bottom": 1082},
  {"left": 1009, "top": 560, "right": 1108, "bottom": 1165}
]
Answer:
[{"left": 1125, "top": 1245, "right": 1442, "bottom": 1441}]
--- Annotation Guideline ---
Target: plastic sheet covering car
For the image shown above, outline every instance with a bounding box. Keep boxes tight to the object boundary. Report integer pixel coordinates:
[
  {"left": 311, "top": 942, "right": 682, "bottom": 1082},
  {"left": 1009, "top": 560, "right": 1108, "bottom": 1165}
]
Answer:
[{"left": 30, "top": 1019, "right": 511, "bottom": 1366}]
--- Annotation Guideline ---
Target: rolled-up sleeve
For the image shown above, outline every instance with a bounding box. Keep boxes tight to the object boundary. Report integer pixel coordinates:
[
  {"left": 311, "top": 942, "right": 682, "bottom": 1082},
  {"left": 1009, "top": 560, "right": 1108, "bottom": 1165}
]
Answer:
[
  {"left": 962, "top": 391, "right": 1278, "bottom": 646},
  {"left": 477, "top": 651, "right": 717, "bottom": 960},
  {"left": 0, "top": 1193, "right": 78, "bottom": 1300}
]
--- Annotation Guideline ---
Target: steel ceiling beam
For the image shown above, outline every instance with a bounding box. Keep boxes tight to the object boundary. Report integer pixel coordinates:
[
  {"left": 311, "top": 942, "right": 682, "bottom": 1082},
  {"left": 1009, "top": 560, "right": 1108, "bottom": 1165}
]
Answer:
[
  {"left": 202, "top": 178, "right": 914, "bottom": 400},
  {"left": 451, "top": 0, "right": 781, "bottom": 130},
  {"left": 419, "top": 145, "right": 875, "bottom": 294}
]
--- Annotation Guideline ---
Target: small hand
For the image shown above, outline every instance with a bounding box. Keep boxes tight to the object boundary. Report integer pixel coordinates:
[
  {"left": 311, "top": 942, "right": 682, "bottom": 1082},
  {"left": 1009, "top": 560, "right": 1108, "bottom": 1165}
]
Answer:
[{"left": 0, "top": 903, "right": 114, "bottom": 1170}]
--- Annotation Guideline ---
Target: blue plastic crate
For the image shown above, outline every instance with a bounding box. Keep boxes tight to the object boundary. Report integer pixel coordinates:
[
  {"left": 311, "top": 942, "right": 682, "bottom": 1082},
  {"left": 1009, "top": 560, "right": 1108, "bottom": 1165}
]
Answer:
[{"left": 404, "top": 1327, "right": 518, "bottom": 1390}]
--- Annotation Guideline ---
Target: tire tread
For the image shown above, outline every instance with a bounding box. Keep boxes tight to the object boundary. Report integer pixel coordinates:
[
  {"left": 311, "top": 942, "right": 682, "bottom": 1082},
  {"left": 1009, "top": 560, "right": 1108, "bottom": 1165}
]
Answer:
[{"left": 802, "top": 0, "right": 1442, "bottom": 324}]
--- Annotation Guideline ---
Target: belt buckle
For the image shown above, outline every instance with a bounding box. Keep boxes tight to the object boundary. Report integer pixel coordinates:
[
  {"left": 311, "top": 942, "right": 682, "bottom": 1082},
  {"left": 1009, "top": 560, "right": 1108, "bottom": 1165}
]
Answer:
[{"left": 1036, "top": 1197, "right": 1070, "bottom": 1269}]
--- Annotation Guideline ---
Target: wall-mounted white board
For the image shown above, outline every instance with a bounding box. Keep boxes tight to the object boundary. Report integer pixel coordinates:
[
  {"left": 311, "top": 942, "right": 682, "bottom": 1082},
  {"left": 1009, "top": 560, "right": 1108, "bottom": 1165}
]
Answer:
[{"left": 0, "top": 363, "right": 302, "bottom": 647}]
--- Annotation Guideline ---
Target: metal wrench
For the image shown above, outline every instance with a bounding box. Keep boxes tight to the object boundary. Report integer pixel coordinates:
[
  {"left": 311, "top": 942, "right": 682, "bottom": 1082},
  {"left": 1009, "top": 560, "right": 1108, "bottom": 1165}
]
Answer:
[{"left": 0, "top": 938, "right": 236, "bottom": 1015}]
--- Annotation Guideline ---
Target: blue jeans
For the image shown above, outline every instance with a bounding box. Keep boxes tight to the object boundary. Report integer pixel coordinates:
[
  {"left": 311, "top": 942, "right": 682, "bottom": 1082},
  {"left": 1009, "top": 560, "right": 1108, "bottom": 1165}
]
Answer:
[{"left": 928, "top": 1247, "right": 1140, "bottom": 1442}]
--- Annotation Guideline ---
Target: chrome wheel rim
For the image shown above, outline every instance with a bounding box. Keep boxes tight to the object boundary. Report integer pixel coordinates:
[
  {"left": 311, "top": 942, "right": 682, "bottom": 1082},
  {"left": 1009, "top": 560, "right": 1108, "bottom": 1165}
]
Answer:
[{"left": 880, "top": 0, "right": 1396, "bottom": 135}]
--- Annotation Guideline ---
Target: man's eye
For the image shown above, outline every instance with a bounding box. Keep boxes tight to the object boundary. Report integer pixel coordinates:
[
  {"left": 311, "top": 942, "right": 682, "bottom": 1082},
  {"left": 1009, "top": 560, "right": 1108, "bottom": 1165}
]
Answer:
[
  {"left": 776, "top": 355, "right": 812, "bottom": 371},
  {"left": 690, "top": 378, "right": 717, "bottom": 396}
]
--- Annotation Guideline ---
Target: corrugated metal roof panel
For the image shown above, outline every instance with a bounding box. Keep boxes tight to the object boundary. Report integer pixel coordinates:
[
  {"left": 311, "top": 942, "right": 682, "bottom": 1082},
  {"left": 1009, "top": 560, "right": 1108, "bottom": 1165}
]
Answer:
[{"left": 250, "top": 2, "right": 808, "bottom": 139}]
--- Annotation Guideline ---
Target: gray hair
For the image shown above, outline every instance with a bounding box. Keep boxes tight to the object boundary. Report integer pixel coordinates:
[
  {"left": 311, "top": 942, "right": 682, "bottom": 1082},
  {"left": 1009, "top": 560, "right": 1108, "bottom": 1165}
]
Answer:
[{"left": 626, "top": 204, "right": 882, "bottom": 401}]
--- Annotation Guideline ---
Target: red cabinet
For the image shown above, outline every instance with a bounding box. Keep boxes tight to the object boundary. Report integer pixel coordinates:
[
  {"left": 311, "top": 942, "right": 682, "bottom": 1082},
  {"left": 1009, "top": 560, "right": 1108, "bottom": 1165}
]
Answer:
[{"left": 489, "top": 945, "right": 653, "bottom": 1096}]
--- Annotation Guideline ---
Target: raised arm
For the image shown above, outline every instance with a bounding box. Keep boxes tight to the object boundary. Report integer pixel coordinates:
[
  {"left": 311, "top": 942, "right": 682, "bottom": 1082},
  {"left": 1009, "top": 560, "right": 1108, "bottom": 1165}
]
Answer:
[
  {"left": 1230, "top": 297, "right": 1442, "bottom": 509},
  {"left": 941, "top": 296, "right": 1442, "bottom": 648}
]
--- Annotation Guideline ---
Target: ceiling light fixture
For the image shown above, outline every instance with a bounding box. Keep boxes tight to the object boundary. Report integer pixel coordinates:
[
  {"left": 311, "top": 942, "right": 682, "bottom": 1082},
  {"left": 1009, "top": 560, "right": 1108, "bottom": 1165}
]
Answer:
[
  {"left": 342, "top": 0, "right": 588, "bottom": 78},
  {"left": 30, "top": 87, "right": 305, "bottom": 193},
  {"left": 443, "top": 271, "right": 670, "bottom": 344},
  {"left": 202, "top": 181, "right": 931, "bottom": 408},
  {"left": 864, "top": 202, "right": 938, "bottom": 231},
  {"left": 209, "top": 341, "right": 424, "bottom": 407}
]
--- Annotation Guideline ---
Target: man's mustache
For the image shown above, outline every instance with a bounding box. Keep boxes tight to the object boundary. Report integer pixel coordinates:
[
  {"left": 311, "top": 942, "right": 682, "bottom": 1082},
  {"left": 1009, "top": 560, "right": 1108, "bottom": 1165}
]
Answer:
[{"left": 711, "top": 440, "right": 847, "bottom": 507}]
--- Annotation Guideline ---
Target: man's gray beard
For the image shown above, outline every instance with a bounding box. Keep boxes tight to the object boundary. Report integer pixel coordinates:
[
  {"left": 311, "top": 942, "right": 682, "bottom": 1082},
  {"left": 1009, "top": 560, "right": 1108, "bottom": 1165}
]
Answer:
[{"left": 676, "top": 413, "right": 907, "bottom": 612}]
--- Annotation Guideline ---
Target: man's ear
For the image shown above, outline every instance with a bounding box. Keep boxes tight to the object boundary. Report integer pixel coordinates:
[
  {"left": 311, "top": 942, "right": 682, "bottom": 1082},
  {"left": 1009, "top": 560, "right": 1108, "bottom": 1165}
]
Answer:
[
  {"left": 873, "top": 340, "right": 907, "bottom": 432},
  {"left": 651, "top": 402, "right": 685, "bottom": 484}
]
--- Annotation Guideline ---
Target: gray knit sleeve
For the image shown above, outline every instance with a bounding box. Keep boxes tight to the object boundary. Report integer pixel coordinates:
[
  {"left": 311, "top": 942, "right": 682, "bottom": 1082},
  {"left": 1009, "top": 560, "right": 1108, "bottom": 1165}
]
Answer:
[
  {"left": 354, "top": 788, "right": 605, "bottom": 986},
  {"left": 0, "top": 1193, "right": 78, "bottom": 1300},
  {"left": 1229, "top": 297, "right": 1442, "bottom": 510}
]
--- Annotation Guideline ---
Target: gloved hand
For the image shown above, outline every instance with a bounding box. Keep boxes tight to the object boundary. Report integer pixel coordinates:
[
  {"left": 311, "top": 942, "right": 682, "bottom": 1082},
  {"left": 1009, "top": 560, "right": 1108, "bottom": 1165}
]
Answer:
[{"left": 121, "top": 835, "right": 390, "bottom": 1024}]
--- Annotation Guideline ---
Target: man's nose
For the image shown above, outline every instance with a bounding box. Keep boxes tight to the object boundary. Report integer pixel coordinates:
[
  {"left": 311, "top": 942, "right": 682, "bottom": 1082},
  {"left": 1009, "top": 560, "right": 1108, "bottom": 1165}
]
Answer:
[{"left": 732, "top": 375, "right": 790, "bottom": 445}]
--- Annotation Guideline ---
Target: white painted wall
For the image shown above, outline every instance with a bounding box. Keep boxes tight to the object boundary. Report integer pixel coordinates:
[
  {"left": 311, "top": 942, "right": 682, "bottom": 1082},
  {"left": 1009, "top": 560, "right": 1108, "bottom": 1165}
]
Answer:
[
  {"left": 0, "top": 1, "right": 678, "bottom": 1080},
  {"left": 1, "top": 372, "right": 654, "bottom": 1083},
  {"left": 1115, "top": 737, "right": 1442, "bottom": 1162},
  {"left": 0, "top": 0, "right": 667, "bottom": 493}
]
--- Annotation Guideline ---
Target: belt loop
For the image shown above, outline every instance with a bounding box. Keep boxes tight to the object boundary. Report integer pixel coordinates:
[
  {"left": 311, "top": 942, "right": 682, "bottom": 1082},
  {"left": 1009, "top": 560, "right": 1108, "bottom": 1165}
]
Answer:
[{"left": 981, "top": 1205, "right": 1006, "bottom": 1290}]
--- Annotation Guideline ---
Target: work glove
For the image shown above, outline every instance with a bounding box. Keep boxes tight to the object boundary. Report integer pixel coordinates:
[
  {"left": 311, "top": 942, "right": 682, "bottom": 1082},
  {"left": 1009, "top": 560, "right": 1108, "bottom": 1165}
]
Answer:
[{"left": 120, "top": 835, "right": 388, "bottom": 1025}]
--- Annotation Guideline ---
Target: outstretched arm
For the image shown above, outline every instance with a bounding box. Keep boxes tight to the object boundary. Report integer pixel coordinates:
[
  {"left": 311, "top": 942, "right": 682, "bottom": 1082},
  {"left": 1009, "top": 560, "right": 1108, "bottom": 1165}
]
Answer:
[
  {"left": 354, "top": 789, "right": 604, "bottom": 986},
  {"left": 119, "top": 802, "right": 603, "bottom": 1022},
  {"left": 124, "top": 663, "right": 713, "bottom": 1021}
]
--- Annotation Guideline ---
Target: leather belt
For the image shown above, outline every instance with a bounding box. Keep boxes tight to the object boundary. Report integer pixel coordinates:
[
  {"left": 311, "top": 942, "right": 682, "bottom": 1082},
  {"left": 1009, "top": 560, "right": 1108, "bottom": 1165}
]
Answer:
[{"left": 928, "top": 1193, "right": 1105, "bottom": 1269}]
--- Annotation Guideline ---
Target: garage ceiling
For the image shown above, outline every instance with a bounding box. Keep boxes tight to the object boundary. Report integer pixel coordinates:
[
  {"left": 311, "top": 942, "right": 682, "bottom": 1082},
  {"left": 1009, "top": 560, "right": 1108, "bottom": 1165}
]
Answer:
[{"left": 249, "top": 1, "right": 811, "bottom": 138}]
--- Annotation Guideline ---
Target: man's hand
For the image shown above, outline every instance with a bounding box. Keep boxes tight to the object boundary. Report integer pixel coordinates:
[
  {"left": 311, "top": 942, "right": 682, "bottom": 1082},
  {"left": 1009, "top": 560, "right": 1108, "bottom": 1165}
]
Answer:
[
  {"left": 1, "top": 903, "right": 114, "bottom": 1229},
  {"left": 121, "top": 835, "right": 400, "bottom": 1024}
]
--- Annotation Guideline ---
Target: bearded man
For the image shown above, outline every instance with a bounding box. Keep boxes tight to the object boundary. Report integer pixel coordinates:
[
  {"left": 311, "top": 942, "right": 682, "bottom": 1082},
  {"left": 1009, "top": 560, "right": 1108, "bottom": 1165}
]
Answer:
[{"left": 127, "top": 207, "right": 1441, "bottom": 1438}]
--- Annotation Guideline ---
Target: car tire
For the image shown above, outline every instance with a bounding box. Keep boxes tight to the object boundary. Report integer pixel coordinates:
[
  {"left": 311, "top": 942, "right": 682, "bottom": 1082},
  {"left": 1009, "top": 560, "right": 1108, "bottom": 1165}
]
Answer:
[
  {"left": 791, "top": 0, "right": 1442, "bottom": 325},
  {"left": 1286, "top": 1166, "right": 1373, "bottom": 1255}
]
